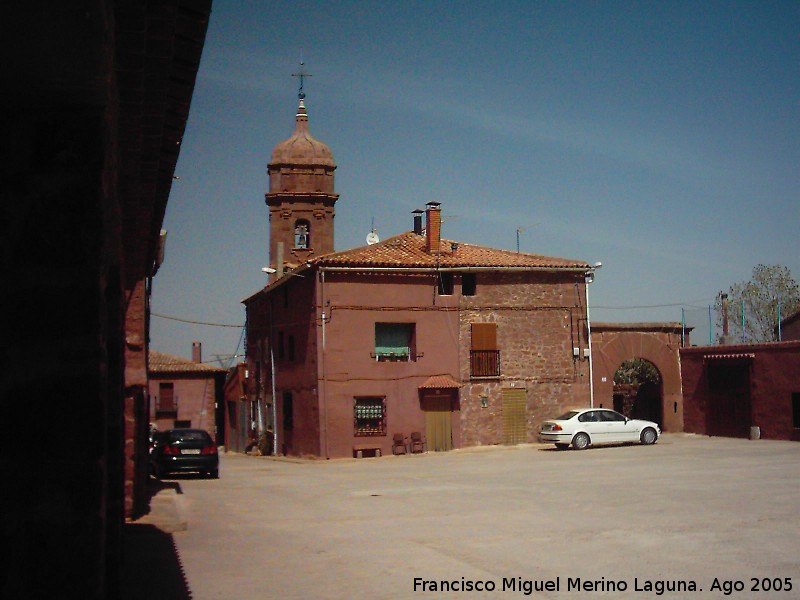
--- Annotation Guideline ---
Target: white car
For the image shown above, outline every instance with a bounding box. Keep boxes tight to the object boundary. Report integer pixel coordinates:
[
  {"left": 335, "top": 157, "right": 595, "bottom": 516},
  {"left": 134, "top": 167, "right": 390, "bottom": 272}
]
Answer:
[{"left": 538, "top": 408, "right": 660, "bottom": 450}]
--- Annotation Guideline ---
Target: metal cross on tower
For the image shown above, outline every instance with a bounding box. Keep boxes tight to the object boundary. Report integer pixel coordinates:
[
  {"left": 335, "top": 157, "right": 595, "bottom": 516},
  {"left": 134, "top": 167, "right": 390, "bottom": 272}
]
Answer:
[{"left": 292, "top": 60, "right": 311, "bottom": 99}]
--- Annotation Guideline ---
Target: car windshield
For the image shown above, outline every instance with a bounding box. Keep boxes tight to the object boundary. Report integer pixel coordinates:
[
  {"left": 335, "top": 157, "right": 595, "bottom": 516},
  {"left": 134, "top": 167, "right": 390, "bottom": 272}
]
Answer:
[{"left": 555, "top": 410, "right": 580, "bottom": 421}]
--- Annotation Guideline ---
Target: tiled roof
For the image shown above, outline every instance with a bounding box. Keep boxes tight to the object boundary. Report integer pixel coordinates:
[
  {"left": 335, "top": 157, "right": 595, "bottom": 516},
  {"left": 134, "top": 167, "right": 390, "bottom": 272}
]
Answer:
[
  {"left": 149, "top": 350, "right": 227, "bottom": 374},
  {"left": 311, "top": 231, "right": 590, "bottom": 270},
  {"left": 419, "top": 375, "right": 462, "bottom": 389},
  {"left": 703, "top": 353, "right": 756, "bottom": 361}
]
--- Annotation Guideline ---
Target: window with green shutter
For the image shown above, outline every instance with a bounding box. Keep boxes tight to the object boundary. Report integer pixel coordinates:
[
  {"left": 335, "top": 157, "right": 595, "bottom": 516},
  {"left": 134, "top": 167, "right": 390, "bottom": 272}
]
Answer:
[{"left": 374, "top": 323, "right": 415, "bottom": 361}]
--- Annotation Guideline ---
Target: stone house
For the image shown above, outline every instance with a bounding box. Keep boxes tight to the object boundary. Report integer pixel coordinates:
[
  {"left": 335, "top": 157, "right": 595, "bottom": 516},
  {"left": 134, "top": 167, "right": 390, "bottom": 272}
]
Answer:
[
  {"left": 244, "top": 203, "right": 596, "bottom": 458},
  {"left": 243, "top": 96, "right": 597, "bottom": 458},
  {"left": 149, "top": 343, "right": 226, "bottom": 440}
]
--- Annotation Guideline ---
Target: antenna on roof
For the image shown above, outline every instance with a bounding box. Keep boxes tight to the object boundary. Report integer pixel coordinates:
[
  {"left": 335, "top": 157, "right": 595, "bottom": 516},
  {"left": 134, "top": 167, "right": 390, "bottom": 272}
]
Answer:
[
  {"left": 366, "top": 216, "right": 380, "bottom": 245},
  {"left": 516, "top": 223, "right": 538, "bottom": 253}
]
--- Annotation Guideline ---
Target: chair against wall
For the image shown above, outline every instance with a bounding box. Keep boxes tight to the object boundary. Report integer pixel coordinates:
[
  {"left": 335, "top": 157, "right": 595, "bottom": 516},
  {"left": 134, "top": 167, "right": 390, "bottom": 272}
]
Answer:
[
  {"left": 392, "top": 433, "right": 407, "bottom": 455},
  {"left": 409, "top": 431, "right": 426, "bottom": 453}
]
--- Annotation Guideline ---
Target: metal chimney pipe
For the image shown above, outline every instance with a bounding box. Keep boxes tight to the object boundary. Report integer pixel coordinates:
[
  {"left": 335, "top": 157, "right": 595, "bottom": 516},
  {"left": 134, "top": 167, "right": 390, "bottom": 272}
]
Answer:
[{"left": 412, "top": 209, "right": 424, "bottom": 235}]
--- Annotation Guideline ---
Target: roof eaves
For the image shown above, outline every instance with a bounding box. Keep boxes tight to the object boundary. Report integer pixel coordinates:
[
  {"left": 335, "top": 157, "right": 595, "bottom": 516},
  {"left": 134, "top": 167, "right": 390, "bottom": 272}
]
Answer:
[
  {"left": 242, "top": 262, "right": 317, "bottom": 305},
  {"left": 318, "top": 264, "right": 591, "bottom": 273}
]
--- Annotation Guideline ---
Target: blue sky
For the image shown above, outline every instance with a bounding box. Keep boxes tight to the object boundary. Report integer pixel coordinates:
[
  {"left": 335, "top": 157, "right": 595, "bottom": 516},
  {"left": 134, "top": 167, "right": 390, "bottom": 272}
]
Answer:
[{"left": 150, "top": 0, "right": 799, "bottom": 364}]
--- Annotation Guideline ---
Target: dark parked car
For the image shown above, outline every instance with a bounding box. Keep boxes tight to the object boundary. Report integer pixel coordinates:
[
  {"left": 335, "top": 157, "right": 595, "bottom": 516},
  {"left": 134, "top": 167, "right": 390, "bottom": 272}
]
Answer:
[{"left": 150, "top": 428, "right": 219, "bottom": 479}]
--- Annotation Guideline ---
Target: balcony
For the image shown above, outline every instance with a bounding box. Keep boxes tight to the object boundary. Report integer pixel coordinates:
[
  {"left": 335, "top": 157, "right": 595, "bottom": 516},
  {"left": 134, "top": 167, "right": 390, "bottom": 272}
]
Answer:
[{"left": 470, "top": 350, "right": 500, "bottom": 378}]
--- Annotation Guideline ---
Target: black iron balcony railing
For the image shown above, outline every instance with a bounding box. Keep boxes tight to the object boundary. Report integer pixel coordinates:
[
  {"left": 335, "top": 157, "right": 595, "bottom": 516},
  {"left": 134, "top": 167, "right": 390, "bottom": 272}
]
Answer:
[{"left": 470, "top": 350, "right": 501, "bottom": 378}]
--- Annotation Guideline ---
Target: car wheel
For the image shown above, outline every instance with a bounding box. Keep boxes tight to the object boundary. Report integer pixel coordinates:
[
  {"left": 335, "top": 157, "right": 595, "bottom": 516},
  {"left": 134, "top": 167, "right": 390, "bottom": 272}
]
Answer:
[
  {"left": 572, "top": 432, "right": 590, "bottom": 450},
  {"left": 206, "top": 469, "right": 219, "bottom": 479},
  {"left": 555, "top": 443, "right": 569, "bottom": 450},
  {"left": 640, "top": 428, "right": 657, "bottom": 445}
]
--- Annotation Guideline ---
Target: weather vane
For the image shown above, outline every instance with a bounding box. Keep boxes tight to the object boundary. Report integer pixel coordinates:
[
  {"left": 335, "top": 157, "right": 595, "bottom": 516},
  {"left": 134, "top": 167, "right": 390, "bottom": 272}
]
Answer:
[{"left": 292, "top": 58, "right": 311, "bottom": 100}]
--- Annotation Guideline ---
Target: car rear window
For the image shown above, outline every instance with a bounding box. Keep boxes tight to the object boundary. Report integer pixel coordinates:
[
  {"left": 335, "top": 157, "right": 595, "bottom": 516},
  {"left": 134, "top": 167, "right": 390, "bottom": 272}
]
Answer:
[
  {"left": 555, "top": 411, "right": 579, "bottom": 420},
  {"left": 168, "top": 430, "right": 211, "bottom": 443}
]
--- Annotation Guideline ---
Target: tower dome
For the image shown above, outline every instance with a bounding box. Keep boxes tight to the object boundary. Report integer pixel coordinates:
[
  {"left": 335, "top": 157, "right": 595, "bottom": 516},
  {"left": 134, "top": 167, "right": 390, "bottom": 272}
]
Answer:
[
  {"left": 265, "top": 92, "right": 339, "bottom": 268},
  {"left": 267, "top": 99, "right": 336, "bottom": 195},
  {"left": 269, "top": 99, "right": 335, "bottom": 168}
]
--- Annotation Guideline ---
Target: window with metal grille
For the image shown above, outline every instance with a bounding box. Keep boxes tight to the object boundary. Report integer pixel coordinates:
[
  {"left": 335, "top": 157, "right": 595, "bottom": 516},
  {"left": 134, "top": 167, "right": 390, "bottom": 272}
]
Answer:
[
  {"left": 354, "top": 397, "right": 386, "bottom": 436},
  {"left": 470, "top": 322, "right": 500, "bottom": 378}
]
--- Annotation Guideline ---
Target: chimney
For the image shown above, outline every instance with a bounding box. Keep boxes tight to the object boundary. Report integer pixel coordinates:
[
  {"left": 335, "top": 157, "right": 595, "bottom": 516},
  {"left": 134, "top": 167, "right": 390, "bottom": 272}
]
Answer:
[
  {"left": 276, "top": 241, "right": 285, "bottom": 278},
  {"left": 412, "top": 209, "right": 424, "bottom": 235},
  {"left": 192, "top": 341, "right": 202, "bottom": 363},
  {"left": 425, "top": 201, "right": 441, "bottom": 254}
]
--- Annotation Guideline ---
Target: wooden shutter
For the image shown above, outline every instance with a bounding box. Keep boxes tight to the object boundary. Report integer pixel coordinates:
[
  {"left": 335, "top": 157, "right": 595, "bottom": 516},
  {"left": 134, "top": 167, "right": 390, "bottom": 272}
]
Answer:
[
  {"left": 471, "top": 323, "right": 497, "bottom": 351},
  {"left": 159, "top": 383, "right": 174, "bottom": 411}
]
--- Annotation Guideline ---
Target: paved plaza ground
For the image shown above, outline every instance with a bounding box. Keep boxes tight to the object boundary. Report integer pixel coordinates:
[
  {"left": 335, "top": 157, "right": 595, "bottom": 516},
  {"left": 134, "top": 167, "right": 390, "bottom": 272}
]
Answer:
[{"left": 142, "top": 434, "right": 800, "bottom": 599}]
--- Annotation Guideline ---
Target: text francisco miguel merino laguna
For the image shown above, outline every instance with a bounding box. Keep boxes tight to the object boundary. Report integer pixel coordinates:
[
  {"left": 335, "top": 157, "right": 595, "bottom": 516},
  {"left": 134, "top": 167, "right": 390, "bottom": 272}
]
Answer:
[{"left": 413, "top": 576, "right": 700, "bottom": 595}]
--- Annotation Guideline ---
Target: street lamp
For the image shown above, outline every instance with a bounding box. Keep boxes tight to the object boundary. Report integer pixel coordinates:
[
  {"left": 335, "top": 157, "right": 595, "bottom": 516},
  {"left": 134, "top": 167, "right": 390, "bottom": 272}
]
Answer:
[{"left": 586, "top": 262, "right": 602, "bottom": 408}]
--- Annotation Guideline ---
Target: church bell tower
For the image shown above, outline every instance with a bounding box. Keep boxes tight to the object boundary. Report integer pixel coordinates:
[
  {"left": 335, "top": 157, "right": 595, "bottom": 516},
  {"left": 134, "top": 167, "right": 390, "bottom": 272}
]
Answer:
[{"left": 266, "top": 64, "right": 338, "bottom": 273}]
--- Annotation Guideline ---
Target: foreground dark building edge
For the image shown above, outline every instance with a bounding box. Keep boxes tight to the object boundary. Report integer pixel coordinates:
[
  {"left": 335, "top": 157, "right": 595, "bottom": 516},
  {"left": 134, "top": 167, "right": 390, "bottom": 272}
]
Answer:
[{"left": 1, "top": 2, "right": 211, "bottom": 598}]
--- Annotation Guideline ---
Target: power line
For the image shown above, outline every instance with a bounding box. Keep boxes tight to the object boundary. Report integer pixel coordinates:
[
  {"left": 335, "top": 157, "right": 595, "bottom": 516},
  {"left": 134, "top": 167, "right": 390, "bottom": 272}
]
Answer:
[
  {"left": 152, "top": 312, "right": 244, "bottom": 328},
  {"left": 593, "top": 299, "right": 715, "bottom": 310}
]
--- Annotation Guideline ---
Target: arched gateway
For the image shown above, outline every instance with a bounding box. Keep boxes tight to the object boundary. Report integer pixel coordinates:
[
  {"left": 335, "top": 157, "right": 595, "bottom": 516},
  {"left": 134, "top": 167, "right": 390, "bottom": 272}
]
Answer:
[{"left": 591, "top": 323, "right": 689, "bottom": 433}]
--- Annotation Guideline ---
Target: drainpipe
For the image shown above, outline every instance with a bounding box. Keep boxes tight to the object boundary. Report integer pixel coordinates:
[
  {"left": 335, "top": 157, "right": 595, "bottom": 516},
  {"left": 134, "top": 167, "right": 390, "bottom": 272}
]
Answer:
[
  {"left": 320, "top": 270, "right": 328, "bottom": 459},
  {"left": 270, "top": 348, "right": 277, "bottom": 455},
  {"left": 269, "top": 297, "right": 278, "bottom": 455}
]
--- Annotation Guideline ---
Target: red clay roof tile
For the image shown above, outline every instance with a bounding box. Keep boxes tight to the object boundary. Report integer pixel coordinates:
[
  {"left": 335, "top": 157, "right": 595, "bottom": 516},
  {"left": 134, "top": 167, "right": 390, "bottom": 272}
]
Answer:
[
  {"left": 149, "top": 350, "right": 227, "bottom": 374},
  {"left": 311, "top": 232, "right": 590, "bottom": 270},
  {"left": 419, "top": 374, "right": 462, "bottom": 389}
]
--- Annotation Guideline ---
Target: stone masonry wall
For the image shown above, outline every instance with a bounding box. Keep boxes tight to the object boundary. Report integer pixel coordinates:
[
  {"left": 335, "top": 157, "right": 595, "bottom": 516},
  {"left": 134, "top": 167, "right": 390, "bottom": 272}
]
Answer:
[{"left": 459, "top": 272, "right": 591, "bottom": 446}]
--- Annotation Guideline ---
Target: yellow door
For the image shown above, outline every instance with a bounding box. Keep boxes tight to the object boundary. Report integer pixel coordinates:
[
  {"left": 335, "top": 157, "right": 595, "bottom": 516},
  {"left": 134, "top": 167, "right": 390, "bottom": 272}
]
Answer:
[
  {"left": 424, "top": 395, "right": 453, "bottom": 452},
  {"left": 502, "top": 388, "right": 527, "bottom": 445}
]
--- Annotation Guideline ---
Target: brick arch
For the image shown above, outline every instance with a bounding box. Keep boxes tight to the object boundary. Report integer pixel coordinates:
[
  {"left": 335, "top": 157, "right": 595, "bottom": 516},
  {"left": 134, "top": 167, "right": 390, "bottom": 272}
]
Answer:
[{"left": 591, "top": 323, "right": 687, "bottom": 432}]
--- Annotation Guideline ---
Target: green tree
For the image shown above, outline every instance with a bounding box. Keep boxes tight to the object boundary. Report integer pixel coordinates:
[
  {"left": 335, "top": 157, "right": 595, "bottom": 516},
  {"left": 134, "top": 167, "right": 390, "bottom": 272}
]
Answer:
[
  {"left": 613, "top": 358, "right": 661, "bottom": 385},
  {"left": 715, "top": 264, "right": 800, "bottom": 343}
]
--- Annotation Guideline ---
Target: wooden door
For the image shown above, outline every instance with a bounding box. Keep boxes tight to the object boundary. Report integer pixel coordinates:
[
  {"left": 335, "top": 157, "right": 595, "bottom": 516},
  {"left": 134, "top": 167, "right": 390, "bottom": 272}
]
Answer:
[
  {"left": 502, "top": 387, "right": 528, "bottom": 445},
  {"left": 424, "top": 395, "right": 453, "bottom": 452}
]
